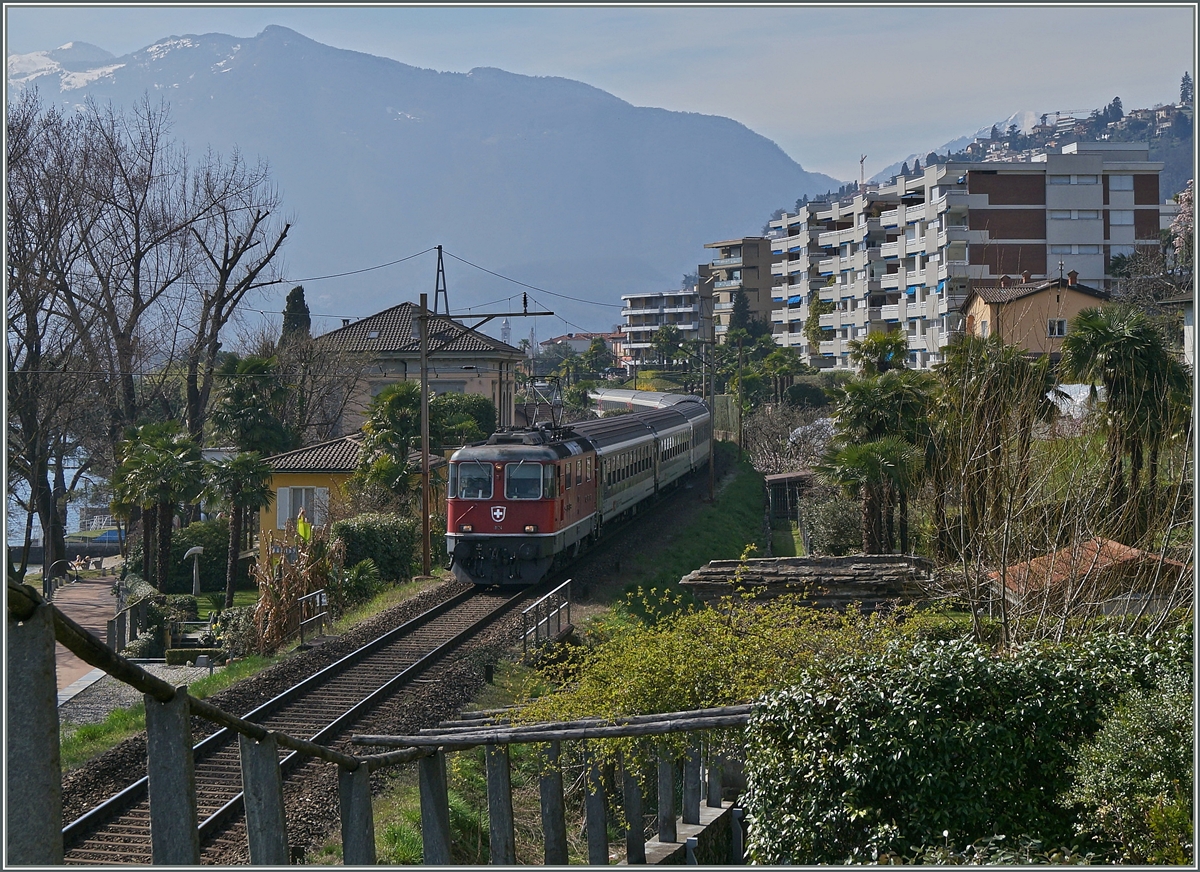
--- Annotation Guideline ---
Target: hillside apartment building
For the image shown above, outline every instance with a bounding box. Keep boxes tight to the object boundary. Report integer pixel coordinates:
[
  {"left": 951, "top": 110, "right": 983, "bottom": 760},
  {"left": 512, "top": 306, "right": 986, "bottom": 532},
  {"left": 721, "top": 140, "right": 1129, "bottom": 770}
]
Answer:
[
  {"left": 768, "top": 142, "right": 1164, "bottom": 369},
  {"left": 619, "top": 288, "right": 706, "bottom": 365},
  {"left": 698, "top": 237, "right": 778, "bottom": 343}
]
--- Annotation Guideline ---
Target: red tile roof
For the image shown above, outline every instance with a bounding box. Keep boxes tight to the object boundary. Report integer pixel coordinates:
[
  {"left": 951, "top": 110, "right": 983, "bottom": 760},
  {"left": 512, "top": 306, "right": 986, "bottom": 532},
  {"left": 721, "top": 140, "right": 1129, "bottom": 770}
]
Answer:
[{"left": 989, "top": 537, "right": 1187, "bottom": 599}]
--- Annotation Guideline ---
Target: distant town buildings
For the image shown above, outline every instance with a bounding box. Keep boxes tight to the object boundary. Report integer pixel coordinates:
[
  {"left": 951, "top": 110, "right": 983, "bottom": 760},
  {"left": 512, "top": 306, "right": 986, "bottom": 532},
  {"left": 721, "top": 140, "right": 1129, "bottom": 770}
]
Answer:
[
  {"left": 619, "top": 289, "right": 705, "bottom": 364},
  {"left": 768, "top": 141, "right": 1165, "bottom": 369}
]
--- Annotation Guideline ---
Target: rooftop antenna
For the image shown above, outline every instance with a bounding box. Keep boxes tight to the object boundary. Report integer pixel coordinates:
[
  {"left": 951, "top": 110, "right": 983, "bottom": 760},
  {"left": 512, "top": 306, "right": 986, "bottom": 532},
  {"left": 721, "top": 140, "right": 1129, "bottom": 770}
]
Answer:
[
  {"left": 433, "top": 244, "right": 449, "bottom": 316},
  {"left": 860, "top": 154, "right": 866, "bottom": 192}
]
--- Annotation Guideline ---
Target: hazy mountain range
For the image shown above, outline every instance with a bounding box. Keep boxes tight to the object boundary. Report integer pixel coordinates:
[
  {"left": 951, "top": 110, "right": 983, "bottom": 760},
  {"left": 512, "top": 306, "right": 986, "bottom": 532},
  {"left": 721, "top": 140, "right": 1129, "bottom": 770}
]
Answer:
[
  {"left": 869, "top": 111, "right": 1042, "bottom": 183},
  {"left": 8, "top": 26, "right": 842, "bottom": 335}
]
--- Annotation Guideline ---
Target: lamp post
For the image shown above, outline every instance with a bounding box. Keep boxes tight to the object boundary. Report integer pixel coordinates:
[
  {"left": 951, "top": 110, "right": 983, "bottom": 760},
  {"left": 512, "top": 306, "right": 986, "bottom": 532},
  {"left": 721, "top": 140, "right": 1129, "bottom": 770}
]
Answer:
[
  {"left": 184, "top": 546, "right": 203, "bottom": 597},
  {"left": 418, "top": 293, "right": 431, "bottom": 577},
  {"left": 699, "top": 277, "right": 717, "bottom": 502}
]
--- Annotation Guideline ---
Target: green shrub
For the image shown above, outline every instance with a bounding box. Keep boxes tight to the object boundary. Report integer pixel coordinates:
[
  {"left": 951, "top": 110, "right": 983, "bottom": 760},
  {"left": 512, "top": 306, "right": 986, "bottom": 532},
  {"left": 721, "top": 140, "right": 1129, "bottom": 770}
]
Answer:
[
  {"left": 213, "top": 605, "right": 258, "bottom": 658},
  {"left": 743, "top": 630, "right": 1190, "bottom": 864},
  {"left": 801, "top": 491, "right": 861, "bottom": 556},
  {"left": 127, "top": 519, "right": 249, "bottom": 594},
  {"left": 121, "top": 630, "right": 161, "bottom": 659},
  {"left": 1061, "top": 670, "right": 1194, "bottom": 863},
  {"left": 332, "top": 513, "right": 418, "bottom": 582},
  {"left": 328, "top": 558, "right": 383, "bottom": 615}
]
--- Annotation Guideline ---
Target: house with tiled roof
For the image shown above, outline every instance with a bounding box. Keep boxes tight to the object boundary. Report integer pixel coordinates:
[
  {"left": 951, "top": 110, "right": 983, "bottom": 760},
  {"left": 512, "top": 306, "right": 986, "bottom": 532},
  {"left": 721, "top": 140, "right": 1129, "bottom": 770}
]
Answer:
[
  {"left": 989, "top": 536, "right": 1190, "bottom": 616},
  {"left": 961, "top": 271, "right": 1109, "bottom": 358},
  {"left": 319, "top": 301, "right": 524, "bottom": 433},
  {"left": 258, "top": 433, "right": 447, "bottom": 554}
]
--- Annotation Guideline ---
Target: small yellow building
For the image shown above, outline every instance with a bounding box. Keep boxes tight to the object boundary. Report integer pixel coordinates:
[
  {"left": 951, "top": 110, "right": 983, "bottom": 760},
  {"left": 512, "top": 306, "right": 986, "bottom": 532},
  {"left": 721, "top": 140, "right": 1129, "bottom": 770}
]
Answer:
[
  {"left": 258, "top": 434, "right": 449, "bottom": 560},
  {"left": 961, "top": 271, "right": 1109, "bottom": 358},
  {"left": 259, "top": 436, "right": 362, "bottom": 550}
]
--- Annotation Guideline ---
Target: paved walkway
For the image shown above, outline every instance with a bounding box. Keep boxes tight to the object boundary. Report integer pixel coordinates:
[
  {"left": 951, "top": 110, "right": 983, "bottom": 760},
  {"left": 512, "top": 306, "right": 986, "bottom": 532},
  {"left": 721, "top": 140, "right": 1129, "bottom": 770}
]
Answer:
[{"left": 48, "top": 575, "right": 120, "bottom": 698}]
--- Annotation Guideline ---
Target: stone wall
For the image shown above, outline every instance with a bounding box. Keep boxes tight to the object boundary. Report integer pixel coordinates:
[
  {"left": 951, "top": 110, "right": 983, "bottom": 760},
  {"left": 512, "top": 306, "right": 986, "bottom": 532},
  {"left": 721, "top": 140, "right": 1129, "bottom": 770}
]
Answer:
[{"left": 680, "top": 555, "right": 933, "bottom": 611}]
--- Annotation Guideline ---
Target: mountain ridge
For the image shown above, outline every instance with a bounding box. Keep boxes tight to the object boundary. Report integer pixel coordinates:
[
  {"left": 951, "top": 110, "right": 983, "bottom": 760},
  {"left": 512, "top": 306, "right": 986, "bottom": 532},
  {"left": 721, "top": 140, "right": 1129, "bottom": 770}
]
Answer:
[{"left": 9, "top": 26, "right": 841, "bottom": 334}]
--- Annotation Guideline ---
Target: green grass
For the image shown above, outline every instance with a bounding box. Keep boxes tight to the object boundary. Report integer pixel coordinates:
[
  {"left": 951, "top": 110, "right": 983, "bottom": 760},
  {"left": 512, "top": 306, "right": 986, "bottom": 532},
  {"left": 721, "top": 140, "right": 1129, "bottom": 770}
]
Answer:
[
  {"left": 772, "top": 522, "right": 805, "bottom": 557},
  {"left": 331, "top": 575, "right": 444, "bottom": 634},
  {"left": 200, "top": 588, "right": 258, "bottom": 619},
  {"left": 619, "top": 444, "right": 766, "bottom": 603}
]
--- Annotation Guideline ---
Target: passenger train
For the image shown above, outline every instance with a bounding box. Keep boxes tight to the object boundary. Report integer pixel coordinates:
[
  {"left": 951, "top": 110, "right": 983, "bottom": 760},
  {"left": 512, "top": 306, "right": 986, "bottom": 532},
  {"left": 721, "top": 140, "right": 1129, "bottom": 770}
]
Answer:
[{"left": 446, "top": 389, "right": 712, "bottom": 586}]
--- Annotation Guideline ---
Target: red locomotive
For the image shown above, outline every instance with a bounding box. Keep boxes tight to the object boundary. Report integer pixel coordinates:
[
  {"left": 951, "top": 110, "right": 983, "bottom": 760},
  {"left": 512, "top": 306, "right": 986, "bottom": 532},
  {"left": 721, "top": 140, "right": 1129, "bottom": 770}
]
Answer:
[{"left": 446, "top": 391, "right": 711, "bottom": 586}]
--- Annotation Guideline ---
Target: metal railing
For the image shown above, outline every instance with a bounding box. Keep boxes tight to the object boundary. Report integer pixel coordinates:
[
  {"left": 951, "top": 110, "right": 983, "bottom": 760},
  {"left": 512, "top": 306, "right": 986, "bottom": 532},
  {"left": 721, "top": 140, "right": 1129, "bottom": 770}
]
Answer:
[
  {"left": 523, "top": 578, "right": 572, "bottom": 658},
  {"left": 297, "top": 588, "right": 330, "bottom": 646}
]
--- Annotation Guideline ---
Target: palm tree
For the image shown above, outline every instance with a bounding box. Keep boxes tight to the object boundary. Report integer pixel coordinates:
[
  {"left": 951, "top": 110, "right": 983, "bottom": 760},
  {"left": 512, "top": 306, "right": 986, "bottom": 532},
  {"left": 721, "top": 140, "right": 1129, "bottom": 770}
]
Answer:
[
  {"left": 847, "top": 330, "right": 909, "bottom": 375},
  {"left": 353, "top": 381, "right": 421, "bottom": 497},
  {"left": 1061, "top": 305, "right": 1190, "bottom": 528},
  {"left": 210, "top": 354, "right": 297, "bottom": 455},
  {"left": 816, "top": 438, "right": 917, "bottom": 554},
  {"left": 114, "top": 426, "right": 204, "bottom": 590},
  {"left": 207, "top": 452, "right": 275, "bottom": 607}
]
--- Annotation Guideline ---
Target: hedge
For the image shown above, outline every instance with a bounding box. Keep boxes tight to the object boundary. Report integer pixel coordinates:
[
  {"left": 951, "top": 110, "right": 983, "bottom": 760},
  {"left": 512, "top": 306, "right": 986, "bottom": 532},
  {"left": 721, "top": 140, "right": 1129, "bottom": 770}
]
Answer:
[
  {"left": 126, "top": 519, "right": 251, "bottom": 594},
  {"left": 743, "top": 629, "right": 1191, "bottom": 864},
  {"left": 331, "top": 513, "right": 418, "bottom": 582}
]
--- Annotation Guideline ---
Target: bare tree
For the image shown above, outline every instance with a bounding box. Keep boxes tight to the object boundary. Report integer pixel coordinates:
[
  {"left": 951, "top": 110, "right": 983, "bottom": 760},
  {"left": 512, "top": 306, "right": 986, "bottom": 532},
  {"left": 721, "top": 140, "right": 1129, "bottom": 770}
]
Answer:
[
  {"left": 181, "top": 148, "right": 290, "bottom": 441},
  {"left": 742, "top": 403, "right": 828, "bottom": 475},
  {"left": 5, "top": 93, "right": 98, "bottom": 579}
]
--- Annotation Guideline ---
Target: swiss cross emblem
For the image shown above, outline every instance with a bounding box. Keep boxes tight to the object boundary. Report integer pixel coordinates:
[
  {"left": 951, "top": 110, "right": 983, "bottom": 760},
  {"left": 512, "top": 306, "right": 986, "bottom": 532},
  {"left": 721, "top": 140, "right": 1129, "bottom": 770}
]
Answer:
[{"left": 491, "top": 506, "right": 506, "bottom": 522}]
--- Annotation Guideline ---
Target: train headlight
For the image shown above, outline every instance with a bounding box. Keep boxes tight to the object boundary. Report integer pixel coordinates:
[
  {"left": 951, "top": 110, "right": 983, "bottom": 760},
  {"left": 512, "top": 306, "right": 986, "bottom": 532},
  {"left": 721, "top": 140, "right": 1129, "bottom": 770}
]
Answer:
[
  {"left": 459, "top": 524, "right": 473, "bottom": 533},
  {"left": 524, "top": 525, "right": 538, "bottom": 533}
]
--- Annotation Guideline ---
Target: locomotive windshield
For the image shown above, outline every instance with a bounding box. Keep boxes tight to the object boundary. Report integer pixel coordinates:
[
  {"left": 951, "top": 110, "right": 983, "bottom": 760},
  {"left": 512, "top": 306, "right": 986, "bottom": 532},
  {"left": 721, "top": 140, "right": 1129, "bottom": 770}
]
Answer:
[
  {"left": 453, "top": 461, "right": 494, "bottom": 499},
  {"left": 505, "top": 461, "right": 542, "bottom": 500}
]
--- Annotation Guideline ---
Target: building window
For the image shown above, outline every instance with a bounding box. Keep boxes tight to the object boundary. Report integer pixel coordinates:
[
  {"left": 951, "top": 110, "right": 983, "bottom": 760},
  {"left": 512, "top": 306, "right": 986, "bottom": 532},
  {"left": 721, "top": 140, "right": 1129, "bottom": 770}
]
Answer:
[
  {"left": 1077, "top": 245, "right": 1100, "bottom": 255},
  {"left": 980, "top": 320, "right": 989, "bottom": 338},
  {"left": 1048, "top": 175, "right": 1071, "bottom": 185},
  {"left": 1110, "top": 210, "right": 1134, "bottom": 225},
  {"left": 1108, "top": 174, "right": 1134, "bottom": 190},
  {"left": 1077, "top": 210, "right": 1100, "bottom": 219},
  {"left": 1076, "top": 175, "right": 1098, "bottom": 185},
  {"left": 1049, "top": 210, "right": 1072, "bottom": 219},
  {"left": 1048, "top": 319, "right": 1068, "bottom": 337},
  {"left": 1050, "top": 244, "right": 1073, "bottom": 255}
]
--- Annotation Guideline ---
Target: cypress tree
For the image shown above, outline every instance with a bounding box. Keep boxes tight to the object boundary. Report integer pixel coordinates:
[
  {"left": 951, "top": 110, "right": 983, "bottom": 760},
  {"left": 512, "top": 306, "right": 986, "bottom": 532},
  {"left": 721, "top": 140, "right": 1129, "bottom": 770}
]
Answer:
[{"left": 281, "top": 285, "right": 311, "bottom": 342}]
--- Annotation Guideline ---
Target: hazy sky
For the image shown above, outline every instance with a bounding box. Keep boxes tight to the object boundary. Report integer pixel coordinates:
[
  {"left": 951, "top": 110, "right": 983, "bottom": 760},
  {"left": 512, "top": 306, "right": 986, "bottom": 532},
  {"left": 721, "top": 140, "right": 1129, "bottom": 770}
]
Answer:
[{"left": 6, "top": 4, "right": 1195, "bottom": 179}]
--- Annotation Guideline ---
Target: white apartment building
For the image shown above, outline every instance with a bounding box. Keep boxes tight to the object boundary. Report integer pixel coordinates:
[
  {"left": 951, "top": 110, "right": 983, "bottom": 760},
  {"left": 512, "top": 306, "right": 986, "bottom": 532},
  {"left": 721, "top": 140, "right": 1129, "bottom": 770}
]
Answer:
[
  {"left": 769, "top": 142, "right": 1164, "bottom": 369},
  {"left": 619, "top": 288, "right": 705, "bottom": 365}
]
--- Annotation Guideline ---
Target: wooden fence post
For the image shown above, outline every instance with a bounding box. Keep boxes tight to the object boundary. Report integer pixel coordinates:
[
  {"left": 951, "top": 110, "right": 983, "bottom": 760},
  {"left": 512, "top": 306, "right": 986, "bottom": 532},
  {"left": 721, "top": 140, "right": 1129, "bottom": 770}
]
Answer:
[
  {"left": 657, "top": 747, "right": 677, "bottom": 843},
  {"left": 6, "top": 602, "right": 64, "bottom": 864},
  {"left": 338, "top": 764, "right": 376, "bottom": 866},
  {"left": 585, "top": 756, "right": 608, "bottom": 865},
  {"left": 539, "top": 740, "right": 568, "bottom": 865},
  {"left": 622, "top": 754, "right": 646, "bottom": 864},
  {"left": 145, "top": 687, "right": 200, "bottom": 864},
  {"left": 485, "top": 744, "right": 515, "bottom": 864},
  {"left": 682, "top": 744, "right": 701, "bottom": 825},
  {"left": 239, "top": 733, "right": 289, "bottom": 865},
  {"left": 419, "top": 751, "right": 452, "bottom": 864},
  {"left": 115, "top": 610, "right": 126, "bottom": 652}
]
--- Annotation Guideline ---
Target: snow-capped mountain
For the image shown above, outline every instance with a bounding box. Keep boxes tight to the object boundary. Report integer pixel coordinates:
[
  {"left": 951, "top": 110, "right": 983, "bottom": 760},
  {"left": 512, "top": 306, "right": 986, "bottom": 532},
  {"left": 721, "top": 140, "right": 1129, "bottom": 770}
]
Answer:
[{"left": 9, "top": 26, "right": 841, "bottom": 332}]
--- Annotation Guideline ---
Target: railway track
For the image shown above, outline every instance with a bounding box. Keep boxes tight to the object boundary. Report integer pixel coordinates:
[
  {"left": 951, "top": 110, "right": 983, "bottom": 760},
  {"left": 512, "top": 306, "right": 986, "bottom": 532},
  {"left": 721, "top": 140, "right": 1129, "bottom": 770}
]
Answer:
[{"left": 62, "top": 585, "right": 529, "bottom": 865}]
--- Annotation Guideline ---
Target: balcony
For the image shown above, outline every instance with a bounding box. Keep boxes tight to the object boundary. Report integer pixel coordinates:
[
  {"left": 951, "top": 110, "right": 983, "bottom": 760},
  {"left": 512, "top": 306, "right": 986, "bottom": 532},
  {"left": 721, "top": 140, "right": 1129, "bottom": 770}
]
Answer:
[
  {"left": 880, "top": 208, "right": 900, "bottom": 227},
  {"left": 945, "top": 261, "right": 971, "bottom": 278},
  {"left": 938, "top": 294, "right": 968, "bottom": 314},
  {"left": 881, "top": 241, "right": 899, "bottom": 259},
  {"left": 867, "top": 307, "right": 882, "bottom": 321},
  {"left": 905, "top": 203, "right": 926, "bottom": 222},
  {"left": 819, "top": 312, "right": 837, "bottom": 328},
  {"left": 711, "top": 256, "right": 742, "bottom": 267},
  {"left": 881, "top": 304, "right": 900, "bottom": 321},
  {"left": 819, "top": 340, "right": 839, "bottom": 355},
  {"left": 881, "top": 274, "right": 901, "bottom": 290},
  {"left": 713, "top": 301, "right": 735, "bottom": 312},
  {"left": 713, "top": 279, "right": 742, "bottom": 290}
]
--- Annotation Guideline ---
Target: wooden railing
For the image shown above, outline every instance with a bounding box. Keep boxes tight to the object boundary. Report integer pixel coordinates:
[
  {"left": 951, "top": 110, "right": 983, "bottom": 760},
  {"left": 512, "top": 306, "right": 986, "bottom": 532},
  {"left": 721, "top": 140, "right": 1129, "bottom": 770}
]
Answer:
[{"left": 7, "top": 578, "right": 749, "bottom": 866}]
